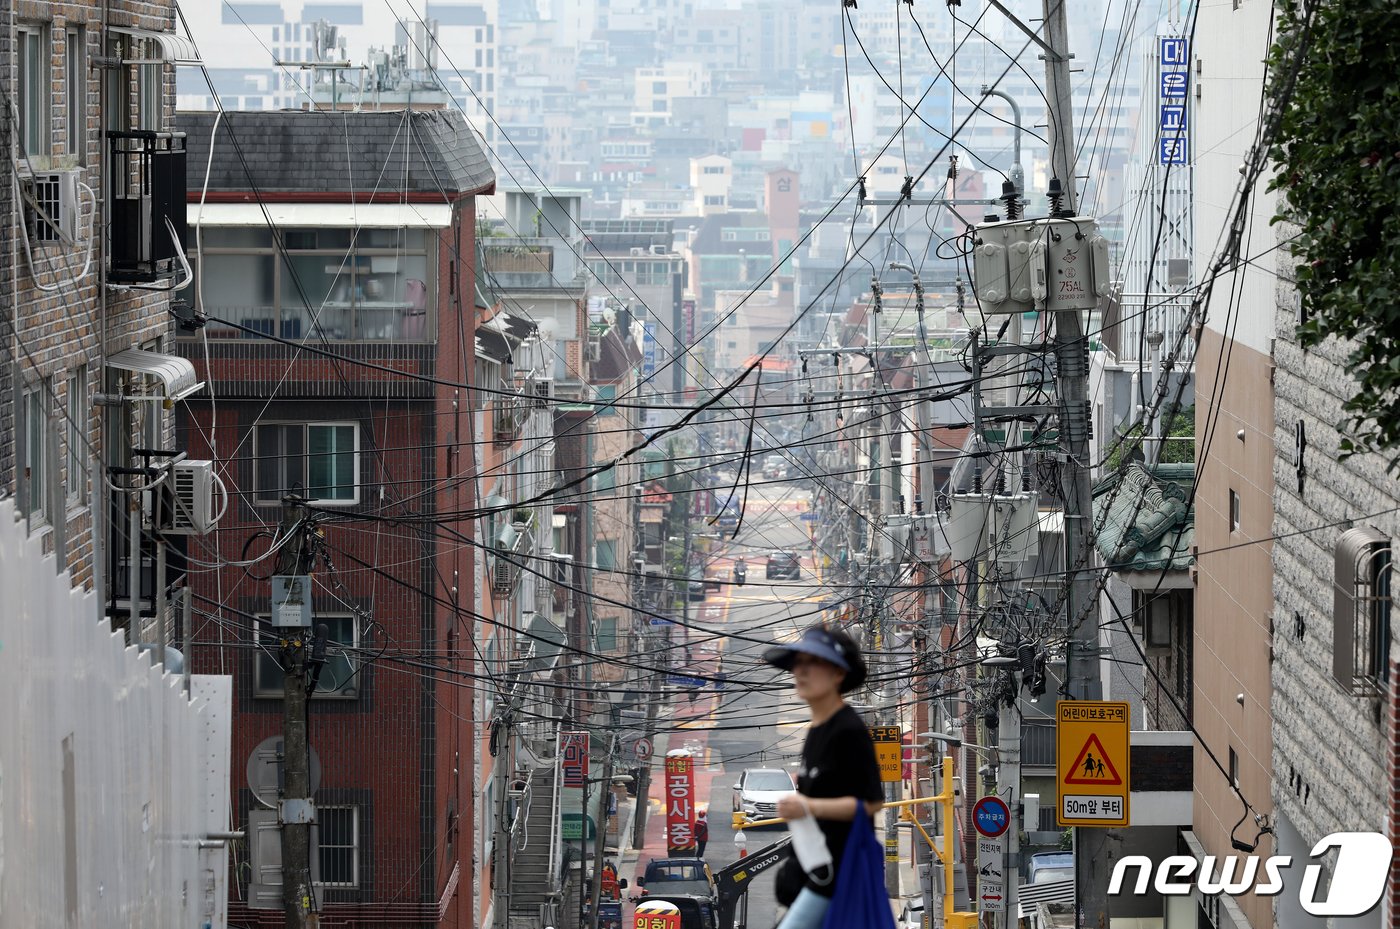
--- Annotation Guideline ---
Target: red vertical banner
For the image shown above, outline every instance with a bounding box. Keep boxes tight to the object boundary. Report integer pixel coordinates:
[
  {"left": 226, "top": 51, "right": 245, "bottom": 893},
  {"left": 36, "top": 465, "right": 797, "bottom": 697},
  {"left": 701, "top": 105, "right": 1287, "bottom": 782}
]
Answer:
[
  {"left": 664, "top": 750, "right": 695, "bottom": 853},
  {"left": 562, "top": 731, "right": 590, "bottom": 789}
]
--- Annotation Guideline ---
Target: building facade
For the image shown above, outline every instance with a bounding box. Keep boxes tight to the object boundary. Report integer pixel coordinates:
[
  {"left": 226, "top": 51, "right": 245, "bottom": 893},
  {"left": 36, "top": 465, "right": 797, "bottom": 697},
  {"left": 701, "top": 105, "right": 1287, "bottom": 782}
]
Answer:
[{"left": 174, "top": 108, "right": 493, "bottom": 927}]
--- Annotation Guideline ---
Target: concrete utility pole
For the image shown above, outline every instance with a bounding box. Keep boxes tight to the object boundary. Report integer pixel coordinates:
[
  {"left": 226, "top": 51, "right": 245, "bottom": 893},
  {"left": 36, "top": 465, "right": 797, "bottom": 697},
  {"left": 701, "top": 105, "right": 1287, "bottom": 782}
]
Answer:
[
  {"left": 588, "top": 738, "right": 617, "bottom": 929},
  {"left": 1037, "top": 0, "right": 1110, "bottom": 922},
  {"left": 275, "top": 496, "right": 317, "bottom": 929}
]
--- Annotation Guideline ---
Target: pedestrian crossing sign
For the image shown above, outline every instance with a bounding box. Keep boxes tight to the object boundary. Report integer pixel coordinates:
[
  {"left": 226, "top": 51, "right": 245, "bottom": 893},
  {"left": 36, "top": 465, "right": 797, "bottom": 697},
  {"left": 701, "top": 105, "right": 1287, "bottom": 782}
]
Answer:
[{"left": 1056, "top": 701, "right": 1130, "bottom": 826}]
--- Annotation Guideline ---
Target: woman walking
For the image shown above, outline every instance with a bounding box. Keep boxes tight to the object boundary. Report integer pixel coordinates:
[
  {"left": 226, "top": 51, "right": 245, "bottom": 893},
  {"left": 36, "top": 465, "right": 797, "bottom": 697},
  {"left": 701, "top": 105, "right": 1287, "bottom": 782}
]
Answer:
[{"left": 763, "top": 625, "right": 884, "bottom": 929}]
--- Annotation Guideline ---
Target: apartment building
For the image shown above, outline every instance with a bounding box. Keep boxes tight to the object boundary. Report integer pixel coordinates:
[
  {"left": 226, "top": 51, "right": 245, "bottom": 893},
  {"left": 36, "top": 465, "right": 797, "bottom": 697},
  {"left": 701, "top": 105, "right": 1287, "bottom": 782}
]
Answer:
[{"left": 174, "top": 107, "right": 493, "bottom": 927}]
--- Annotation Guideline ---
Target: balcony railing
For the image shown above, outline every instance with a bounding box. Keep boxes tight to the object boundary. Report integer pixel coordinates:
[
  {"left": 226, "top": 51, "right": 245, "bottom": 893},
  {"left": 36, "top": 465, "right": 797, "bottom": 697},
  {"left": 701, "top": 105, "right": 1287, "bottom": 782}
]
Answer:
[{"left": 202, "top": 304, "right": 431, "bottom": 343}]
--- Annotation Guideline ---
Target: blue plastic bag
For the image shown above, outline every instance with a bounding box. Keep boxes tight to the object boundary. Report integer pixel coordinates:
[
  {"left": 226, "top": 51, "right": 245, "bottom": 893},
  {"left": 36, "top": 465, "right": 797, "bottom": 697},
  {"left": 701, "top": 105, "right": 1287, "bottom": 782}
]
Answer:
[{"left": 818, "top": 803, "right": 897, "bottom": 929}]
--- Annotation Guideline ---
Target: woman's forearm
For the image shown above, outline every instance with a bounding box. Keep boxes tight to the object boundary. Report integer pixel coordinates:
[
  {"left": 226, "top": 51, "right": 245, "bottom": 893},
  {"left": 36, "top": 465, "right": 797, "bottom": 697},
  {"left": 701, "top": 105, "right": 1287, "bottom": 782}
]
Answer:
[{"left": 806, "top": 796, "right": 884, "bottom": 821}]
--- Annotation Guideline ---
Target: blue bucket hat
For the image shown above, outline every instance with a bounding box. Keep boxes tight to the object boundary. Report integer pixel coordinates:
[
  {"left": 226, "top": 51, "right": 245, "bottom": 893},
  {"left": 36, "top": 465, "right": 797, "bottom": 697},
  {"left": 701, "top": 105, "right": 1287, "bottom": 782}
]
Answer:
[{"left": 764, "top": 626, "right": 867, "bottom": 693}]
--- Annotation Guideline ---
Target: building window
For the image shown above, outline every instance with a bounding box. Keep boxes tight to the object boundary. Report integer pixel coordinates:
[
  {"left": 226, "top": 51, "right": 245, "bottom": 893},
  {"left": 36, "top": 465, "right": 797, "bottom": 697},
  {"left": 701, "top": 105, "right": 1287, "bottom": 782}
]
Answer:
[
  {"left": 1228, "top": 489, "right": 1240, "bottom": 532},
  {"left": 704, "top": 195, "right": 726, "bottom": 206},
  {"left": 255, "top": 614, "right": 360, "bottom": 698},
  {"left": 1333, "top": 526, "right": 1392, "bottom": 696},
  {"left": 316, "top": 805, "right": 360, "bottom": 887},
  {"left": 197, "top": 227, "right": 435, "bottom": 342},
  {"left": 596, "top": 615, "right": 619, "bottom": 652},
  {"left": 1228, "top": 746, "right": 1239, "bottom": 789},
  {"left": 254, "top": 422, "right": 359, "bottom": 505},
  {"left": 66, "top": 367, "right": 87, "bottom": 505},
  {"left": 21, "top": 384, "right": 49, "bottom": 521},
  {"left": 65, "top": 27, "right": 85, "bottom": 163},
  {"left": 138, "top": 49, "right": 162, "bottom": 130},
  {"left": 596, "top": 539, "right": 618, "bottom": 571},
  {"left": 18, "top": 25, "right": 51, "bottom": 159},
  {"left": 104, "top": 34, "right": 129, "bottom": 134}
]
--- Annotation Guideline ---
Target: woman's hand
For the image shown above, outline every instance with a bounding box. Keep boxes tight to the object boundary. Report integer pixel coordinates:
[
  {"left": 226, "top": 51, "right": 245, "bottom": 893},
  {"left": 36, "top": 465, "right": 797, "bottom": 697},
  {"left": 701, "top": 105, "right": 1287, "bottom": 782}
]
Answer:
[{"left": 776, "top": 793, "right": 809, "bottom": 820}]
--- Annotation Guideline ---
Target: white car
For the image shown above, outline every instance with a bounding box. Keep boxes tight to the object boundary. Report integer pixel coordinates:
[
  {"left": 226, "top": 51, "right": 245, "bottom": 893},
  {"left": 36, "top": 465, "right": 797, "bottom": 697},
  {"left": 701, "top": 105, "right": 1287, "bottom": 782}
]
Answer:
[
  {"left": 731, "top": 768, "right": 796, "bottom": 821},
  {"left": 898, "top": 899, "right": 926, "bottom": 929}
]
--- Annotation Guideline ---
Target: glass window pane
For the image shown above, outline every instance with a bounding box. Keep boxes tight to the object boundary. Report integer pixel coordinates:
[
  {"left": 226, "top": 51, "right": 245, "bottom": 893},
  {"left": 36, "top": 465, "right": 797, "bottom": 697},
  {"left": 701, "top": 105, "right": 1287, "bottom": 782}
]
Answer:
[
  {"left": 282, "top": 253, "right": 348, "bottom": 341},
  {"left": 204, "top": 227, "right": 273, "bottom": 248},
  {"left": 308, "top": 424, "right": 355, "bottom": 501},
  {"left": 203, "top": 254, "right": 276, "bottom": 336},
  {"left": 257, "top": 647, "right": 284, "bottom": 693}
]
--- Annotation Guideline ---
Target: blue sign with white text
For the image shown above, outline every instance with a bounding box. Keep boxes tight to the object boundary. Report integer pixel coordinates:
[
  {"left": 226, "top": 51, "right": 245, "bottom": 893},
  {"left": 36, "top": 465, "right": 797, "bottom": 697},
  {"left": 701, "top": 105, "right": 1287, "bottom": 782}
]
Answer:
[
  {"left": 973, "top": 796, "right": 1011, "bottom": 838},
  {"left": 1159, "top": 37, "right": 1188, "bottom": 65}
]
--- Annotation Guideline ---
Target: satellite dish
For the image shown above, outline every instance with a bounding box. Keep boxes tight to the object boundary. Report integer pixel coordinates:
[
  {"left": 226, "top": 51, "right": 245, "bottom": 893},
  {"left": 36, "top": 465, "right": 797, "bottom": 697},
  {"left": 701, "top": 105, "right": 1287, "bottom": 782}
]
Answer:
[{"left": 247, "top": 735, "right": 322, "bottom": 809}]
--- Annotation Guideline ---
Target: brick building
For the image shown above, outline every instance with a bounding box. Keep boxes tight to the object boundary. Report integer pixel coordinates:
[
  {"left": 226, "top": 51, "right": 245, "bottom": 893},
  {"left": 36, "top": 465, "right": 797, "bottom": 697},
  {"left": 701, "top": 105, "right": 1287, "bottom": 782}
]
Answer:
[
  {"left": 173, "top": 108, "right": 494, "bottom": 927},
  {"left": 3, "top": 2, "right": 192, "bottom": 618}
]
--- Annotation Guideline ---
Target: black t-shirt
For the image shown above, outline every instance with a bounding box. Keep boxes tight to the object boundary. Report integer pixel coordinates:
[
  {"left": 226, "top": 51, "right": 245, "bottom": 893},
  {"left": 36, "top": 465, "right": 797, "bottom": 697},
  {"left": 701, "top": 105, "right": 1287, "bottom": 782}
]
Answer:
[{"left": 795, "top": 704, "right": 884, "bottom": 897}]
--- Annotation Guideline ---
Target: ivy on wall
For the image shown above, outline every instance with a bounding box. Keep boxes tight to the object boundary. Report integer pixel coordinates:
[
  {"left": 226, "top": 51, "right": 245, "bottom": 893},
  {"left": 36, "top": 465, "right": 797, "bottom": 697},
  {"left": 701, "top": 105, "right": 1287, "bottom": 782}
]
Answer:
[{"left": 1267, "top": 0, "right": 1400, "bottom": 464}]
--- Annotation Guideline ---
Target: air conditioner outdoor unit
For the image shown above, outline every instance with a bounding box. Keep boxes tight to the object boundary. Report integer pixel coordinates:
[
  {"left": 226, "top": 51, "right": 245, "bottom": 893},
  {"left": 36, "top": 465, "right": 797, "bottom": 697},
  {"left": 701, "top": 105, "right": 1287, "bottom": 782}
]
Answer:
[
  {"left": 21, "top": 170, "right": 80, "bottom": 244},
  {"left": 650, "top": 244, "right": 667, "bottom": 255},
  {"left": 492, "top": 558, "right": 517, "bottom": 594},
  {"left": 164, "top": 459, "right": 218, "bottom": 535},
  {"left": 630, "top": 246, "right": 645, "bottom": 256}
]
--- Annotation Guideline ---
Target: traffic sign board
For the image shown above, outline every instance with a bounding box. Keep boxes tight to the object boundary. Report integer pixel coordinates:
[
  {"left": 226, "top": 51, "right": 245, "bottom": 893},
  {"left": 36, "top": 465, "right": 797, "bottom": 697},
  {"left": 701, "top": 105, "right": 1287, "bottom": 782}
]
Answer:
[
  {"left": 973, "top": 796, "right": 1011, "bottom": 837},
  {"left": 634, "top": 737, "right": 653, "bottom": 761},
  {"left": 1056, "top": 700, "right": 1130, "bottom": 827},
  {"left": 869, "top": 726, "right": 902, "bottom": 783}
]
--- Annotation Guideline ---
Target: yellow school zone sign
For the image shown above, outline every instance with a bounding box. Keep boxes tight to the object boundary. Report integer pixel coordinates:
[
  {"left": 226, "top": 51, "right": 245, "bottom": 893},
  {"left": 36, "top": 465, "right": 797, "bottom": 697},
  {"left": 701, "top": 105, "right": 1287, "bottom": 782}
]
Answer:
[{"left": 1056, "top": 701, "right": 1130, "bottom": 827}]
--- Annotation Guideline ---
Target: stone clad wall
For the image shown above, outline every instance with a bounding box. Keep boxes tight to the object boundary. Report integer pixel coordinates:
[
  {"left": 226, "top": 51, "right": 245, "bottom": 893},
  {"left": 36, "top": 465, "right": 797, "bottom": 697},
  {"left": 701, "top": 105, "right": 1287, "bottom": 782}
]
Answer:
[{"left": 1270, "top": 226, "right": 1399, "bottom": 927}]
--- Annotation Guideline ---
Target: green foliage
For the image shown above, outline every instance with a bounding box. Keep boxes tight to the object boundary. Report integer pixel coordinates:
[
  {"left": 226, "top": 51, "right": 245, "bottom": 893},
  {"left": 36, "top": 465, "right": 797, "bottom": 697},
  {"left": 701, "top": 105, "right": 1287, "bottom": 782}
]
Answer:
[
  {"left": 1267, "top": 0, "right": 1400, "bottom": 463},
  {"left": 1104, "top": 405, "right": 1195, "bottom": 472}
]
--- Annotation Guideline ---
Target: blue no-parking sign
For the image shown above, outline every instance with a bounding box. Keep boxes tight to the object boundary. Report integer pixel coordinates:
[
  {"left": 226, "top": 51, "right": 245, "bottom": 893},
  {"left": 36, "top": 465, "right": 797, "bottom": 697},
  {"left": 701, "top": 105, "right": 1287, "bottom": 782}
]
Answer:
[{"left": 973, "top": 796, "right": 1011, "bottom": 838}]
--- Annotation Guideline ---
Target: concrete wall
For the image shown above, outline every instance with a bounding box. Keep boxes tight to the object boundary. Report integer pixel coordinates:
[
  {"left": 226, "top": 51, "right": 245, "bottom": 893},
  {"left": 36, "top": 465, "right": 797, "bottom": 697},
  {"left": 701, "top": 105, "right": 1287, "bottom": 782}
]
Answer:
[{"left": 0, "top": 497, "right": 232, "bottom": 929}]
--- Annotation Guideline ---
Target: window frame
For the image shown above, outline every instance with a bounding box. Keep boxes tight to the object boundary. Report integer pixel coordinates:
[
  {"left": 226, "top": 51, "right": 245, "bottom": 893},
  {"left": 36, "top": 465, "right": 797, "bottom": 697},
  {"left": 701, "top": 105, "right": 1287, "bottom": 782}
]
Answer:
[
  {"left": 66, "top": 367, "right": 88, "bottom": 507},
  {"left": 65, "top": 26, "right": 85, "bottom": 164},
  {"left": 252, "top": 421, "right": 361, "bottom": 507},
  {"left": 18, "top": 24, "right": 52, "bottom": 160},
  {"left": 21, "top": 383, "right": 50, "bottom": 524},
  {"left": 1228, "top": 488, "right": 1240, "bottom": 533},
  {"left": 253, "top": 613, "right": 361, "bottom": 700},
  {"left": 314, "top": 804, "right": 360, "bottom": 888}
]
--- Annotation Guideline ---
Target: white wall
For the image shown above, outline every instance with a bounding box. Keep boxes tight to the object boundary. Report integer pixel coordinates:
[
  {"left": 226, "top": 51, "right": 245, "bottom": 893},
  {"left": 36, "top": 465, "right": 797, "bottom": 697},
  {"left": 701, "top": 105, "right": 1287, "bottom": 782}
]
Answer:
[
  {"left": 0, "top": 499, "right": 232, "bottom": 929},
  {"left": 1192, "top": 0, "right": 1278, "bottom": 354}
]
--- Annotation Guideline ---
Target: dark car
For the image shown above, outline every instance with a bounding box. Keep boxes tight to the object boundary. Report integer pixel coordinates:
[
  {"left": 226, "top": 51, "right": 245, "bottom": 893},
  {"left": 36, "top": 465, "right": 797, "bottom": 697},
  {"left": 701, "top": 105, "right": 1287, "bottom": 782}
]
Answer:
[
  {"left": 687, "top": 567, "right": 707, "bottom": 601},
  {"left": 766, "top": 551, "right": 802, "bottom": 580},
  {"left": 636, "top": 857, "right": 716, "bottom": 900}
]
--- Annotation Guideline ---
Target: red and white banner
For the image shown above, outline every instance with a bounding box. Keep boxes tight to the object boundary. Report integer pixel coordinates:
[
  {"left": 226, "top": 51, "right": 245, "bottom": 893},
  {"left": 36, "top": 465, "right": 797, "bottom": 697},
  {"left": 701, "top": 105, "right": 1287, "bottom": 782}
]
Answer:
[
  {"left": 664, "top": 750, "right": 696, "bottom": 853},
  {"left": 562, "top": 731, "right": 590, "bottom": 789}
]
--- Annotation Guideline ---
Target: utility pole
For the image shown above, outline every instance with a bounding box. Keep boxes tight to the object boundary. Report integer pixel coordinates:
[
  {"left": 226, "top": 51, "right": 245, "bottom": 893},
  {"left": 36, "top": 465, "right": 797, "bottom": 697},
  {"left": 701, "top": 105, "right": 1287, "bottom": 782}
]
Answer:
[
  {"left": 275, "top": 495, "right": 317, "bottom": 929},
  {"left": 588, "top": 737, "right": 617, "bottom": 929},
  {"left": 1036, "top": 0, "right": 1110, "bottom": 922}
]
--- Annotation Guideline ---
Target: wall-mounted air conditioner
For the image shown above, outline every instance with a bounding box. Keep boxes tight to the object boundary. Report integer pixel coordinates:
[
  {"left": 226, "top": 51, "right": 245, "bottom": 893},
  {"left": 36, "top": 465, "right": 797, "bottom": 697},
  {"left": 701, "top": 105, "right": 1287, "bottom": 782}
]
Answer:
[{"left": 163, "top": 459, "right": 219, "bottom": 535}]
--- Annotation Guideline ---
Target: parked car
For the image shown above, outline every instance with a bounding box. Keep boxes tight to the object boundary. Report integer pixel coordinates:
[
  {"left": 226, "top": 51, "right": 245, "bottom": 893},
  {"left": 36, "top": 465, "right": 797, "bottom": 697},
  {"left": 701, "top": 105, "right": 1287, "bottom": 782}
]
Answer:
[
  {"left": 898, "top": 898, "right": 926, "bottom": 929},
  {"left": 765, "top": 551, "right": 802, "bottom": 580},
  {"left": 687, "top": 567, "right": 707, "bottom": 601},
  {"left": 731, "top": 767, "right": 796, "bottom": 821},
  {"left": 1027, "top": 851, "right": 1074, "bottom": 884},
  {"left": 636, "top": 858, "right": 716, "bottom": 901}
]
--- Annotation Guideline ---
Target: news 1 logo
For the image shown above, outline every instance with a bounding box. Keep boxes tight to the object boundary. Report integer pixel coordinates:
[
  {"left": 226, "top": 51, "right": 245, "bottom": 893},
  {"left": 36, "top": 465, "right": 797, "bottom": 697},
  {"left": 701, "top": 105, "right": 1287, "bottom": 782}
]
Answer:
[{"left": 1108, "top": 832, "right": 1392, "bottom": 917}]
